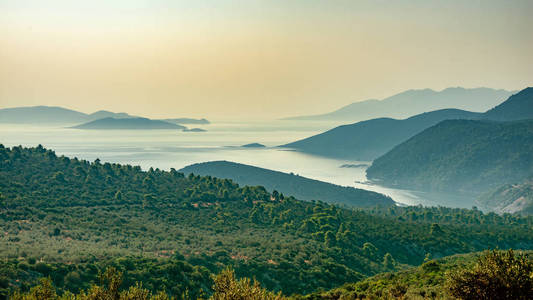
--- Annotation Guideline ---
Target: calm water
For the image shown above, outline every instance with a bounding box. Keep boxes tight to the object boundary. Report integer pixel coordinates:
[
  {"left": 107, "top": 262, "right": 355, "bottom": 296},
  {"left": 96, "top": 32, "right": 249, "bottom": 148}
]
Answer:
[{"left": 0, "top": 121, "right": 476, "bottom": 208}]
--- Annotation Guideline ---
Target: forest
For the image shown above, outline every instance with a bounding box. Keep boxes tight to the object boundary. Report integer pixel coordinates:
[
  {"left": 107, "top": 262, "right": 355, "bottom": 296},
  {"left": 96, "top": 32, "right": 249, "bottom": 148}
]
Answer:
[{"left": 1, "top": 145, "right": 533, "bottom": 298}]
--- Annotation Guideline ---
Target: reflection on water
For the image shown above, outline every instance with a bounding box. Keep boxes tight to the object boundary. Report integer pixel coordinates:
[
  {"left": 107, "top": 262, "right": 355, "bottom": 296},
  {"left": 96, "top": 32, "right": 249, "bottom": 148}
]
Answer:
[{"left": 0, "top": 122, "right": 476, "bottom": 208}]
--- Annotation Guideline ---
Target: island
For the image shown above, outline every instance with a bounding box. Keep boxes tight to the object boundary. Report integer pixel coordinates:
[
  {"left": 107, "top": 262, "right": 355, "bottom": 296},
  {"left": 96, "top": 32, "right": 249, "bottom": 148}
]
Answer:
[
  {"left": 182, "top": 128, "right": 207, "bottom": 132},
  {"left": 161, "top": 118, "right": 210, "bottom": 125},
  {"left": 71, "top": 117, "right": 186, "bottom": 130},
  {"left": 241, "top": 143, "right": 266, "bottom": 148}
]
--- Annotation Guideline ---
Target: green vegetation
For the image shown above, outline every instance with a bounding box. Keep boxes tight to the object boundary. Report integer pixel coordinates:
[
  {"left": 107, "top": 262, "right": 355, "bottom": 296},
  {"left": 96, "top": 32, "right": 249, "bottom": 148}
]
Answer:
[
  {"left": 2, "top": 145, "right": 533, "bottom": 298},
  {"left": 10, "top": 250, "right": 533, "bottom": 299},
  {"left": 299, "top": 250, "right": 533, "bottom": 300},
  {"left": 367, "top": 119, "right": 533, "bottom": 195},
  {"left": 483, "top": 87, "right": 533, "bottom": 121},
  {"left": 180, "top": 161, "right": 393, "bottom": 207}
]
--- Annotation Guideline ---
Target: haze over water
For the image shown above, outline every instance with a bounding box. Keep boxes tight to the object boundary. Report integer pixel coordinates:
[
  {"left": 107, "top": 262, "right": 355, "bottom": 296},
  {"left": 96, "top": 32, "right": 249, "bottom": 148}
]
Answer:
[{"left": 0, "top": 121, "right": 475, "bottom": 208}]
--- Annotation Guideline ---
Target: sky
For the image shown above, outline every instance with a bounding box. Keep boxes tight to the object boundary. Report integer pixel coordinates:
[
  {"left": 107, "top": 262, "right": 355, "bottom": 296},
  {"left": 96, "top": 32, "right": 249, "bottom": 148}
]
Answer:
[{"left": 0, "top": 0, "right": 532, "bottom": 120}]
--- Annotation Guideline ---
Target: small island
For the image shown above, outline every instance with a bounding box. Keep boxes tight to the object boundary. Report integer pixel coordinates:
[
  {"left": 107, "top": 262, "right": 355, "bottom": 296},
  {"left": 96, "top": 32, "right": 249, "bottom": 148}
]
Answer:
[
  {"left": 241, "top": 143, "right": 266, "bottom": 148},
  {"left": 162, "top": 118, "right": 210, "bottom": 125},
  {"left": 183, "top": 128, "right": 207, "bottom": 132},
  {"left": 340, "top": 163, "right": 370, "bottom": 168},
  {"left": 72, "top": 117, "right": 186, "bottom": 130}
]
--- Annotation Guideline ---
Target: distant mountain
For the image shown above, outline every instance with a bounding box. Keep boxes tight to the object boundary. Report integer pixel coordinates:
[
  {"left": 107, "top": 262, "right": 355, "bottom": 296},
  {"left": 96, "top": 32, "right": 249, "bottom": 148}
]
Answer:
[
  {"left": 366, "top": 119, "right": 533, "bottom": 195},
  {"left": 88, "top": 110, "right": 136, "bottom": 120},
  {"left": 281, "top": 88, "right": 532, "bottom": 161},
  {"left": 180, "top": 161, "right": 394, "bottom": 207},
  {"left": 0, "top": 106, "right": 88, "bottom": 124},
  {"left": 286, "top": 87, "right": 513, "bottom": 122},
  {"left": 0, "top": 105, "right": 209, "bottom": 125},
  {"left": 72, "top": 117, "right": 186, "bottom": 130},
  {"left": 477, "top": 179, "right": 533, "bottom": 215},
  {"left": 282, "top": 109, "right": 481, "bottom": 161},
  {"left": 483, "top": 87, "right": 533, "bottom": 121},
  {"left": 161, "top": 118, "right": 210, "bottom": 125}
]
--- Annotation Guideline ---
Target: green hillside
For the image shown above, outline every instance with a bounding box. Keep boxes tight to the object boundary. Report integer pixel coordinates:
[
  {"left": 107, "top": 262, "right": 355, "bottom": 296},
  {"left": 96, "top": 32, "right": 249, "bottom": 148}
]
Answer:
[
  {"left": 1, "top": 145, "right": 533, "bottom": 297},
  {"left": 298, "top": 250, "right": 533, "bottom": 300},
  {"left": 180, "top": 161, "right": 393, "bottom": 207},
  {"left": 281, "top": 109, "right": 481, "bottom": 160},
  {"left": 483, "top": 87, "right": 533, "bottom": 121},
  {"left": 366, "top": 119, "right": 533, "bottom": 195}
]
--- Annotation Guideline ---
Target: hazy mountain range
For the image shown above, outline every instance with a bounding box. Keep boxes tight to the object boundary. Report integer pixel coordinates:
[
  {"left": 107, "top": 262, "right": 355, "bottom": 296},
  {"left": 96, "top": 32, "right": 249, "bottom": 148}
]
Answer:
[
  {"left": 0, "top": 105, "right": 209, "bottom": 125},
  {"left": 180, "top": 161, "right": 393, "bottom": 207},
  {"left": 282, "top": 88, "right": 533, "bottom": 161},
  {"left": 285, "top": 87, "right": 513, "bottom": 122}
]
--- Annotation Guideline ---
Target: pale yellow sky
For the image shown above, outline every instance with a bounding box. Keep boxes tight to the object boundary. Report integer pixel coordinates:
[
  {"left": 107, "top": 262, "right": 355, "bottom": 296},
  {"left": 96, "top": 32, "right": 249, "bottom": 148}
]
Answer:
[{"left": 0, "top": 0, "right": 532, "bottom": 120}]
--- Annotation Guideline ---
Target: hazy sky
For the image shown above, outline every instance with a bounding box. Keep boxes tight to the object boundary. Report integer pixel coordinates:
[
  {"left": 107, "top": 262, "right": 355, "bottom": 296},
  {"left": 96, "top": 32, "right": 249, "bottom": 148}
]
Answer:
[{"left": 1, "top": 0, "right": 532, "bottom": 120}]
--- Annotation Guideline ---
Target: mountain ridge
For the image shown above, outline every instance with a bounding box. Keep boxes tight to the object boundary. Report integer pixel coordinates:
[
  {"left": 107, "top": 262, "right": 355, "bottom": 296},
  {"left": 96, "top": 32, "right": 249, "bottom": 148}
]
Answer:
[
  {"left": 180, "top": 160, "right": 394, "bottom": 207},
  {"left": 0, "top": 105, "right": 210, "bottom": 125},
  {"left": 281, "top": 87, "right": 533, "bottom": 161},
  {"left": 366, "top": 119, "right": 533, "bottom": 196},
  {"left": 285, "top": 87, "right": 513, "bottom": 122}
]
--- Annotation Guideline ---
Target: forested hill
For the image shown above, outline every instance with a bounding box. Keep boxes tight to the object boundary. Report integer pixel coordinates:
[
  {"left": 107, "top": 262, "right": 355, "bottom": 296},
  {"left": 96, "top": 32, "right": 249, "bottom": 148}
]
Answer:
[
  {"left": 483, "top": 87, "right": 533, "bottom": 121},
  {"left": 180, "top": 161, "right": 393, "bottom": 207},
  {"left": 281, "top": 109, "right": 481, "bottom": 160},
  {"left": 366, "top": 119, "right": 533, "bottom": 194},
  {"left": 1, "top": 145, "right": 533, "bottom": 297}
]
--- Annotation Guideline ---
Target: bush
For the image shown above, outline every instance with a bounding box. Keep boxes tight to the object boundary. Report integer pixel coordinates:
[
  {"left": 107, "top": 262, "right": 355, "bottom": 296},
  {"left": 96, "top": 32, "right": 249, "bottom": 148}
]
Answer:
[{"left": 446, "top": 249, "right": 533, "bottom": 299}]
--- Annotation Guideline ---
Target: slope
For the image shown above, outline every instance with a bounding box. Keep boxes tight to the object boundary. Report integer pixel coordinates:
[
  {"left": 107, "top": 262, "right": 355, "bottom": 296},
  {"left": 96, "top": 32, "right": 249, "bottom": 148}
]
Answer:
[
  {"left": 282, "top": 109, "right": 481, "bottom": 160},
  {"left": 286, "top": 87, "right": 511, "bottom": 122},
  {"left": 179, "top": 161, "right": 394, "bottom": 207},
  {"left": 366, "top": 119, "right": 533, "bottom": 194},
  {"left": 2, "top": 145, "right": 533, "bottom": 296}
]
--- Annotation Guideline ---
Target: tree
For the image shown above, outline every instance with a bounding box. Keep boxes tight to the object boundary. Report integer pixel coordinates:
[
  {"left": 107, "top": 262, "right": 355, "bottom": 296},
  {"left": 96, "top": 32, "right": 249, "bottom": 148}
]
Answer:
[
  {"left": 430, "top": 223, "right": 443, "bottom": 235},
  {"left": 324, "top": 231, "right": 336, "bottom": 248},
  {"left": 211, "top": 268, "right": 285, "bottom": 300},
  {"left": 447, "top": 250, "right": 533, "bottom": 299},
  {"left": 383, "top": 253, "right": 395, "bottom": 269}
]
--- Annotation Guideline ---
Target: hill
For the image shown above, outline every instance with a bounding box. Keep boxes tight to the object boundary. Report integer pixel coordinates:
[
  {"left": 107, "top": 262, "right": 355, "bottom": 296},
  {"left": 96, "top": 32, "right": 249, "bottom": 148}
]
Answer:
[
  {"left": 88, "top": 110, "right": 136, "bottom": 120},
  {"left": 366, "top": 119, "right": 533, "bottom": 195},
  {"left": 2, "top": 145, "right": 532, "bottom": 297},
  {"left": 298, "top": 250, "right": 533, "bottom": 300},
  {"left": 477, "top": 179, "right": 533, "bottom": 215},
  {"left": 0, "top": 105, "right": 209, "bottom": 126},
  {"left": 285, "top": 87, "right": 512, "bottom": 122},
  {"left": 72, "top": 117, "right": 186, "bottom": 130},
  {"left": 483, "top": 87, "right": 533, "bottom": 121},
  {"left": 179, "top": 161, "right": 394, "bottom": 207},
  {"left": 0, "top": 106, "right": 89, "bottom": 124},
  {"left": 281, "top": 109, "right": 481, "bottom": 160},
  {"left": 281, "top": 87, "right": 532, "bottom": 161}
]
